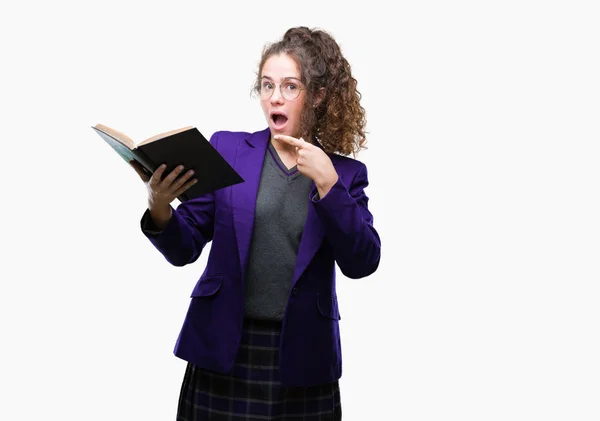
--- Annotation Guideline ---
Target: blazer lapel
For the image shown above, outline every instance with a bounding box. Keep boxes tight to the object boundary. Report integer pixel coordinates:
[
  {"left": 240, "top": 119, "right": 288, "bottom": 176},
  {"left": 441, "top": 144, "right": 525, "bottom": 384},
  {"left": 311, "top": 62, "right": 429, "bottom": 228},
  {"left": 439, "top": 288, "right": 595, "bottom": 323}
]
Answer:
[
  {"left": 232, "top": 130, "right": 335, "bottom": 288},
  {"left": 291, "top": 193, "right": 325, "bottom": 288},
  {"left": 231, "top": 128, "right": 270, "bottom": 281},
  {"left": 291, "top": 150, "right": 339, "bottom": 288}
]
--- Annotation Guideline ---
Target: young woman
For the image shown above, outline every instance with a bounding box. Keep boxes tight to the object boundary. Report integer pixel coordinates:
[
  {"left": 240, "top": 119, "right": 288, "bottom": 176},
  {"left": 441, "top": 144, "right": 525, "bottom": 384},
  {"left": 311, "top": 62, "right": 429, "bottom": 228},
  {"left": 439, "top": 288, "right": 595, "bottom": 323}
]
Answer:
[{"left": 130, "top": 26, "right": 381, "bottom": 420}]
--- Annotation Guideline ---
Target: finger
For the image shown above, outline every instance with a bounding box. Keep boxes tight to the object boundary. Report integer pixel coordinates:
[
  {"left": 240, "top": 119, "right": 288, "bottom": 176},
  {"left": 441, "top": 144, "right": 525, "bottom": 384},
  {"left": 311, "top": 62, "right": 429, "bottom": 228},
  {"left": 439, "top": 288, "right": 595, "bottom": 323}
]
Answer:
[
  {"left": 161, "top": 165, "right": 186, "bottom": 187},
  {"left": 298, "top": 148, "right": 311, "bottom": 163},
  {"left": 274, "top": 135, "right": 308, "bottom": 148},
  {"left": 173, "top": 178, "right": 198, "bottom": 197},
  {"left": 273, "top": 134, "right": 299, "bottom": 147},
  {"left": 129, "top": 161, "right": 151, "bottom": 182},
  {"left": 171, "top": 169, "right": 196, "bottom": 191},
  {"left": 149, "top": 164, "right": 167, "bottom": 186}
]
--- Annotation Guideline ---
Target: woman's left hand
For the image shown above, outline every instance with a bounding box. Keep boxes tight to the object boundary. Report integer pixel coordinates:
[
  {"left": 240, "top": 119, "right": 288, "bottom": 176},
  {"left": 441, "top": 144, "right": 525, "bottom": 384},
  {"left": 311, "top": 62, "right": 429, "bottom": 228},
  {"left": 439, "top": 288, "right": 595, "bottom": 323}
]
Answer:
[{"left": 274, "top": 134, "right": 339, "bottom": 197}]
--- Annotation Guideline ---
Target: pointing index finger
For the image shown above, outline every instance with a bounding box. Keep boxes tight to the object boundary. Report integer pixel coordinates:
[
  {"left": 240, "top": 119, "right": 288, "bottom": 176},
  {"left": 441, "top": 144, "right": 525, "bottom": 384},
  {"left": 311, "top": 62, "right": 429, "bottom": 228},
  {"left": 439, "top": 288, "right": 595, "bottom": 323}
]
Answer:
[{"left": 274, "top": 135, "right": 307, "bottom": 148}]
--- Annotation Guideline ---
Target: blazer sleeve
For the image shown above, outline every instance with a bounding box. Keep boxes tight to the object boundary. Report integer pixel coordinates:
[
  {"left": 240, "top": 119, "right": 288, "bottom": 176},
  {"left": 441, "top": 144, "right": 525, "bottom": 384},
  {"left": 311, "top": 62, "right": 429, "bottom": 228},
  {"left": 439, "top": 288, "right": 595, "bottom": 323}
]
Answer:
[
  {"left": 310, "top": 162, "right": 381, "bottom": 279},
  {"left": 139, "top": 133, "right": 220, "bottom": 267}
]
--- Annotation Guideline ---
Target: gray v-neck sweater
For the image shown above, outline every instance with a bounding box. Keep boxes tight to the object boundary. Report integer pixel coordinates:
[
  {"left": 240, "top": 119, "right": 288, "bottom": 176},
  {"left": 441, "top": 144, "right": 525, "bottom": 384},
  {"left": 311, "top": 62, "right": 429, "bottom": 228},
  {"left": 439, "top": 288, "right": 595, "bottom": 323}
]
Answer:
[{"left": 243, "top": 142, "right": 313, "bottom": 321}]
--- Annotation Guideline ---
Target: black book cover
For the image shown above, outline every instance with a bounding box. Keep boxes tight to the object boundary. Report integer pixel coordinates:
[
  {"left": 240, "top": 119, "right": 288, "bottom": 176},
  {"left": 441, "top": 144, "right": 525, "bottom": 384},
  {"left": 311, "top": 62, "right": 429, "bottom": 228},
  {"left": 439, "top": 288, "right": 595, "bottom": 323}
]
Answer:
[{"left": 93, "top": 126, "right": 244, "bottom": 201}]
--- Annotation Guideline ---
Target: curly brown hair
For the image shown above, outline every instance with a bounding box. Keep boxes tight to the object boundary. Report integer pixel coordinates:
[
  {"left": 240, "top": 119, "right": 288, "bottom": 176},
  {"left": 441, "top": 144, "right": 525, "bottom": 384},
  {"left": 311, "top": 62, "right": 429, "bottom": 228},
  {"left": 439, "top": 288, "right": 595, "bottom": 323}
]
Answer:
[{"left": 253, "top": 26, "right": 367, "bottom": 156}]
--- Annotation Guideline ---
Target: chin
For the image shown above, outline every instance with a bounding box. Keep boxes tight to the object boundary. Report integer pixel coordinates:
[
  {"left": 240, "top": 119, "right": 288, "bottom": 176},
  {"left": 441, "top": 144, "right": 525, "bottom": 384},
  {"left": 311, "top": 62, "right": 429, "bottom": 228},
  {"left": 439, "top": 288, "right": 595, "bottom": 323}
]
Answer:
[
  {"left": 268, "top": 122, "right": 300, "bottom": 139},
  {"left": 270, "top": 126, "right": 288, "bottom": 136}
]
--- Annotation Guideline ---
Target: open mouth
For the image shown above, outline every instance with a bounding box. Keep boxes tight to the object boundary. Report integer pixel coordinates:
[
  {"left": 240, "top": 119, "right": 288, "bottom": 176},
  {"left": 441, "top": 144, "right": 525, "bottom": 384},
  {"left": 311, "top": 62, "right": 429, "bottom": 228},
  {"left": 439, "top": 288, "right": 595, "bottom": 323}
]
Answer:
[{"left": 271, "top": 112, "right": 288, "bottom": 129}]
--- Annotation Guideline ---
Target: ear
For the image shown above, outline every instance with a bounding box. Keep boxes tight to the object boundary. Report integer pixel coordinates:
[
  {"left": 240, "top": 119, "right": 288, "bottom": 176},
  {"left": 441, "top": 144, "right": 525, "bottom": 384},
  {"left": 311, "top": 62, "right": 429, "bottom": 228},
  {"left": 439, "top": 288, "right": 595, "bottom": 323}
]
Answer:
[{"left": 313, "top": 87, "right": 326, "bottom": 107}]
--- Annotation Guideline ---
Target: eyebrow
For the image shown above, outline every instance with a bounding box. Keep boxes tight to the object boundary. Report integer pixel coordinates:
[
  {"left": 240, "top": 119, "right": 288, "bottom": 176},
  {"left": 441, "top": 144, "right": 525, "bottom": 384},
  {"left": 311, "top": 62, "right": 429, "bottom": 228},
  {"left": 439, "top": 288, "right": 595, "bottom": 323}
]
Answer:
[{"left": 261, "top": 76, "right": 301, "bottom": 82}]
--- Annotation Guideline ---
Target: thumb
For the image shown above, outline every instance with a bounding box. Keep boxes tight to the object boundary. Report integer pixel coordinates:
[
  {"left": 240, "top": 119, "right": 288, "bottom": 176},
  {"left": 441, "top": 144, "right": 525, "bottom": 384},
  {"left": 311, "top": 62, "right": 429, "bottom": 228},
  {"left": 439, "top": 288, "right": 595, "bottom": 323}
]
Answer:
[{"left": 129, "top": 160, "right": 151, "bottom": 182}]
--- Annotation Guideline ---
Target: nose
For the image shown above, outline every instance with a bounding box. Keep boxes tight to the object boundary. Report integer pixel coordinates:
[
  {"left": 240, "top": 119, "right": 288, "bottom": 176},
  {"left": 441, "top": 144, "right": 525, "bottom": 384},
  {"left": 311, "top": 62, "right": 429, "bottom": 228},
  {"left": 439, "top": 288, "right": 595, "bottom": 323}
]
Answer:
[{"left": 270, "top": 86, "right": 284, "bottom": 105}]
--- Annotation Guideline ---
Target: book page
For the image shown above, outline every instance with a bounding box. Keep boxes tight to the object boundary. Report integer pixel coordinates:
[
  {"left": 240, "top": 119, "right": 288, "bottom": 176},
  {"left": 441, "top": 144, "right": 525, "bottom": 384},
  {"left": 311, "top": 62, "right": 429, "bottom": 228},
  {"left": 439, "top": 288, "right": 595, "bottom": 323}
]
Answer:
[
  {"left": 138, "top": 126, "right": 195, "bottom": 146},
  {"left": 94, "top": 124, "right": 135, "bottom": 149}
]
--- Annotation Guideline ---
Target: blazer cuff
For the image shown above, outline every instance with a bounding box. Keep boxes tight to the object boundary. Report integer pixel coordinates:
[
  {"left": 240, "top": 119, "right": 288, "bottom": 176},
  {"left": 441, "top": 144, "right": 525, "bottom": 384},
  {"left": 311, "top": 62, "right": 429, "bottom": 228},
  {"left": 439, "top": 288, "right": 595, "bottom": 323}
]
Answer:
[
  {"left": 140, "top": 206, "right": 179, "bottom": 242},
  {"left": 309, "top": 175, "right": 345, "bottom": 205},
  {"left": 141, "top": 208, "right": 164, "bottom": 236}
]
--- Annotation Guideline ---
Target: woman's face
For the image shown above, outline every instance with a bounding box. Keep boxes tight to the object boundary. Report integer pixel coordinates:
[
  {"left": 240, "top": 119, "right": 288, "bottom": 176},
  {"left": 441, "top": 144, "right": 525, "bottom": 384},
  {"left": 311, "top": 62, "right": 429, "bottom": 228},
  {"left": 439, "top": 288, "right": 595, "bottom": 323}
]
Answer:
[{"left": 260, "top": 53, "right": 306, "bottom": 140}]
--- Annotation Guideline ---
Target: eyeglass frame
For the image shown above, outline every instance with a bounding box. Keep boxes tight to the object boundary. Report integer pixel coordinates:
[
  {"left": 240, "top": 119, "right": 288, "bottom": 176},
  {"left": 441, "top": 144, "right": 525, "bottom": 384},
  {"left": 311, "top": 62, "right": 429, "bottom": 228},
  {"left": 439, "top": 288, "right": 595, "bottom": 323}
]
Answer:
[{"left": 259, "top": 76, "right": 305, "bottom": 101}]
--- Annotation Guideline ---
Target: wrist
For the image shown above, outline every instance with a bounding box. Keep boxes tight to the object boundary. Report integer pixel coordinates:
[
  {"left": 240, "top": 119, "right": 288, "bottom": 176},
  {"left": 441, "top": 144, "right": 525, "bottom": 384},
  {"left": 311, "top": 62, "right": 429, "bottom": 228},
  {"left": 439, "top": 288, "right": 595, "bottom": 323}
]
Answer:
[
  {"left": 148, "top": 203, "right": 172, "bottom": 230},
  {"left": 315, "top": 172, "right": 338, "bottom": 191},
  {"left": 315, "top": 172, "right": 338, "bottom": 198}
]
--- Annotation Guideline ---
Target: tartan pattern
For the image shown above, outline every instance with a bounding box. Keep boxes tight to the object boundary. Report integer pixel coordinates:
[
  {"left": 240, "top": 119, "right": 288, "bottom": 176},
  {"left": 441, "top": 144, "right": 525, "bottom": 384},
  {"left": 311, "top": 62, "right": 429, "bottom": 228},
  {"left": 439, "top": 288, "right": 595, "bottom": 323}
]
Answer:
[{"left": 177, "top": 318, "right": 342, "bottom": 420}]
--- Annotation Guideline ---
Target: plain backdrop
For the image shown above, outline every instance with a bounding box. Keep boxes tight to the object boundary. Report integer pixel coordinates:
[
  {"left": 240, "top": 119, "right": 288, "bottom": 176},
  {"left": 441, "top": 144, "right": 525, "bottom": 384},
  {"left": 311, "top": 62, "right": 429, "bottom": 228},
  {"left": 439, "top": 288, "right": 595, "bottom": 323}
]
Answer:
[{"left": 1, "top": 1, "right": 599, "bottom": 420}]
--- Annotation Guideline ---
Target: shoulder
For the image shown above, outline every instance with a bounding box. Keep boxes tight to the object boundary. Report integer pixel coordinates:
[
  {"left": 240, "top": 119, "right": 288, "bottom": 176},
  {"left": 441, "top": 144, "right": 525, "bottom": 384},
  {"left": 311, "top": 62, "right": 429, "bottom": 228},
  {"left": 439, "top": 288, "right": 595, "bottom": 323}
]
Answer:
[
  {"left": 209, "top": 127, "right": 270, "bottom": 150},
  {"left": 328, "top": 152, "right": 368, "bottom": 178},
  {"left": 208, "top": 130, "right": 250, "bottom": 146}
]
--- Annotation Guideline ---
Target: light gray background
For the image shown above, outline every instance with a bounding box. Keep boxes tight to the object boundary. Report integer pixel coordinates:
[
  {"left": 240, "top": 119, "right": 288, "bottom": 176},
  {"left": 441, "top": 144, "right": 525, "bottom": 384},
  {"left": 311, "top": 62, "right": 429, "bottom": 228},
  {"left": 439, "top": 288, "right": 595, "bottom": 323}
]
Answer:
[{"left": 1, "top": 1, "right": 599, "bottom": 420}]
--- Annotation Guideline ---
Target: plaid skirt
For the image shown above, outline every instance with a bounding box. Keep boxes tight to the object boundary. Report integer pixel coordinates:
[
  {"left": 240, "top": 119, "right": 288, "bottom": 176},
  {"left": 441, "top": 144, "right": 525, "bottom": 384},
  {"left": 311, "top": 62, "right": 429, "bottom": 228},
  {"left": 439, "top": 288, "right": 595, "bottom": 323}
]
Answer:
[{"left": 176, "top": 318, "right": 342, "bottom": 420}]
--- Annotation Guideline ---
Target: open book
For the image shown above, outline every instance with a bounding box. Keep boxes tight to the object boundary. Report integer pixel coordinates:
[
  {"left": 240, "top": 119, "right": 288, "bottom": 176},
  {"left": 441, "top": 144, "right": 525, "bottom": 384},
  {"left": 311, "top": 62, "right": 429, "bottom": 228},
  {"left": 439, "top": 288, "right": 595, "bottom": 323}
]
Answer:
[{"left": 92, "top": 124, "right": 244, "bottom": 201}]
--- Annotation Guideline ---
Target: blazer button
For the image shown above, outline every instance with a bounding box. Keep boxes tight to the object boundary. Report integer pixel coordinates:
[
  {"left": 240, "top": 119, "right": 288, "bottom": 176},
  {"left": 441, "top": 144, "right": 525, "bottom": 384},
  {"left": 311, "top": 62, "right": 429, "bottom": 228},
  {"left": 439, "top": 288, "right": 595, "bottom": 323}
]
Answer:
[{"left": 291, "top": 287, "right": 299, "bottom": 296}]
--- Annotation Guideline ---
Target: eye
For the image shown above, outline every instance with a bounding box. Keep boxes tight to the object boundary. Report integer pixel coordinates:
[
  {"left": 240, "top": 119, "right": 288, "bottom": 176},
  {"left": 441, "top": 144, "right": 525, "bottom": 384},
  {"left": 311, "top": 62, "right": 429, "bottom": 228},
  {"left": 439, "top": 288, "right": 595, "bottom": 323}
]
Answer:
[
  {"left": 262, "top": 81, "right": 274, "bottom": 90},
  {"left": 285, "top": 83, "right": 298, "bottom": 91}
]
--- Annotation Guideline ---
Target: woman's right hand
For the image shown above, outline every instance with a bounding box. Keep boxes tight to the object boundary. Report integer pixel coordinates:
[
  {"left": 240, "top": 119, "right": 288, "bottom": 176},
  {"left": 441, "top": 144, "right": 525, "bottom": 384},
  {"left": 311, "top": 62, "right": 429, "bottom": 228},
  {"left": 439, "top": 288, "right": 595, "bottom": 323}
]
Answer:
[{"left": 129, "top": 160, "right": 197, "bottom": 214}]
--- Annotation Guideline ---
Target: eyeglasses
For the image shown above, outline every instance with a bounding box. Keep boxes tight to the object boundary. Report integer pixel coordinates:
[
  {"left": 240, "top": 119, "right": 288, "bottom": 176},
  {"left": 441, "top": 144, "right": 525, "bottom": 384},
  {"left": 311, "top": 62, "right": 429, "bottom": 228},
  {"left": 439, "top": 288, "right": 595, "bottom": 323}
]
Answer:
[{"left": 260, "top": 78, "right": 304, "bottom": 101}]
